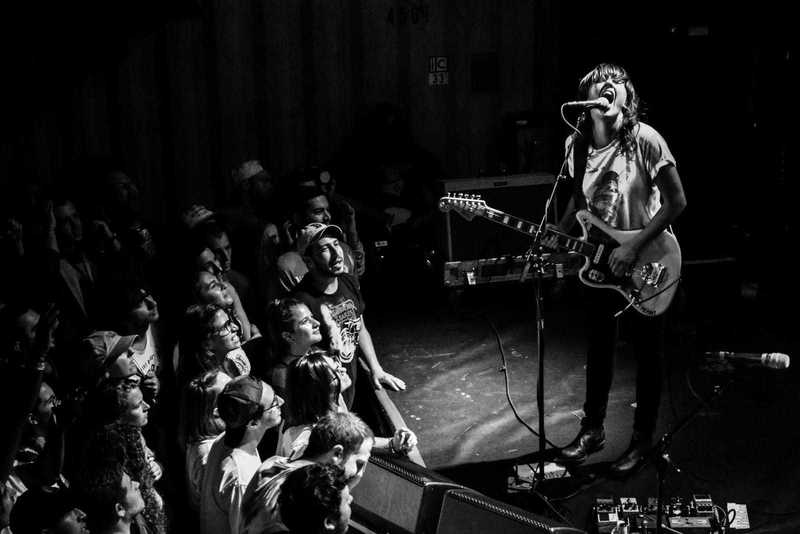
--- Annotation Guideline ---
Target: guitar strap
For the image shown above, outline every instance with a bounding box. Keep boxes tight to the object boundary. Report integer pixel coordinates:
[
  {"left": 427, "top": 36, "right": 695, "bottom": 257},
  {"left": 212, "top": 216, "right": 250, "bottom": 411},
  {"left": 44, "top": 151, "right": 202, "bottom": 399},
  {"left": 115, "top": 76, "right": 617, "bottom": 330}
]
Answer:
[{"left": 571, "top": 133, "right": 589, "bottom": 211}]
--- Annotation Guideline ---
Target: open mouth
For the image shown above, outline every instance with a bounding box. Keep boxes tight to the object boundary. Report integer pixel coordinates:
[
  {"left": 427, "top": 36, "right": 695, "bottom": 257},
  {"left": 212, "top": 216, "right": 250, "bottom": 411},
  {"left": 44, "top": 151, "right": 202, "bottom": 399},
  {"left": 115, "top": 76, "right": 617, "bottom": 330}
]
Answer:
[{"left": 600, "top": 87, "right": 616, "bottom": 104}]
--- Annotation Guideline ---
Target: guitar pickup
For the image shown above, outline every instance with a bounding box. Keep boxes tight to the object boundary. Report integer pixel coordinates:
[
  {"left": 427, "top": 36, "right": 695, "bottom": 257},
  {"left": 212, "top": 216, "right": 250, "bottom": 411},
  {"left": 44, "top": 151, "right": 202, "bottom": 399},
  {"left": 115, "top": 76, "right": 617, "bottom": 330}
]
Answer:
[{"left": 641, "top": 262, "right": 666, "bottom": 287}]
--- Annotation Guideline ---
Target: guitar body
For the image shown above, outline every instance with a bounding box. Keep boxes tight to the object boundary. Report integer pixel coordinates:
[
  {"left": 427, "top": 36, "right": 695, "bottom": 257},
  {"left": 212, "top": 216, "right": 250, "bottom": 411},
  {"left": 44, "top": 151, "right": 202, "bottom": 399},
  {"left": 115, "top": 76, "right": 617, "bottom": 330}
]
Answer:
[
  {"left": 437, "top": 194, "right": 682, "bottom": 317},
  {"left": 573, "top": 210, "right": 681, "bottom": 316}
]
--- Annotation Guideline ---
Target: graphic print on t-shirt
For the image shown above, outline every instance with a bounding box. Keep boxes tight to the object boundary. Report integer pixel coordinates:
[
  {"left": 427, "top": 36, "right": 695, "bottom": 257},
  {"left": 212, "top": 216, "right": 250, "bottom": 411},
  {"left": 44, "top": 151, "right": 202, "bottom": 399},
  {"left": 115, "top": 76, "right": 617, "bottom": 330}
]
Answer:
[
  {"left": 590, "top": 170, "right": 622, "bottom": 227},
  {"left": 324, "top": 300, "right": 362, "bottom": 363}
]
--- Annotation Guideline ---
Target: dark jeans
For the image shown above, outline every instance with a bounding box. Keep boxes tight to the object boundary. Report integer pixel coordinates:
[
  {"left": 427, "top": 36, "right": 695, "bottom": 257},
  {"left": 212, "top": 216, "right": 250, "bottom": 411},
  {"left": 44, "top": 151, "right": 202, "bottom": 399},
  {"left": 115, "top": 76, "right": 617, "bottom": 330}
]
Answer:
[{"left": 581, "top": 287, "right": 665, "bottom": 438}]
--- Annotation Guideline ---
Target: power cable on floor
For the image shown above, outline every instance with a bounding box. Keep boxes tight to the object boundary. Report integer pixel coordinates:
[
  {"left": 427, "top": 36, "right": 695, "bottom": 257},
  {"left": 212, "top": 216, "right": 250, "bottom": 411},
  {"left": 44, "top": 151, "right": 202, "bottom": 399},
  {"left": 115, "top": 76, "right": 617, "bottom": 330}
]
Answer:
[{"left": 484, "top": 313, "right": 559, "bottom": 449}]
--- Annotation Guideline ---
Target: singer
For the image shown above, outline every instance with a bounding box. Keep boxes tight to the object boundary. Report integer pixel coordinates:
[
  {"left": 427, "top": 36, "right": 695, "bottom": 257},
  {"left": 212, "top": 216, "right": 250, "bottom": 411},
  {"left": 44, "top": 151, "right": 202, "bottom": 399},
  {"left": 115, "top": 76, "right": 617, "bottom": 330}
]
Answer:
[{"left": 551, "top": 63, "right": 687, "bottom": 475}]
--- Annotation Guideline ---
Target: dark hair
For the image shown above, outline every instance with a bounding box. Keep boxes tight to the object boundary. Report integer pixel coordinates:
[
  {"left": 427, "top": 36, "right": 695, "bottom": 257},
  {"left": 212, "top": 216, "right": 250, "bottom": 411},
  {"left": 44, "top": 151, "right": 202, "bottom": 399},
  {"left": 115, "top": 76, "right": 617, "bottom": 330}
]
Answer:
[
  {"left": 286, "top": 351, "right": 340, "bottom": 427},
  {"left": 0, "top": 300, "right": 33, "bottom": 355},
  {"left": 178, "top": 369, "right": 228, "bottom": 447},
  {"left": 279, "top": 464, "right": 347, "bottom": 534},
  {"left": 574, "top": 62, "right": 640, "bottom": 155},
  {"left": 9, "top": 487, "right": 79, "bottom": 534},
  {"left": 266, "top": 297, "right": 306, "bottom": 353},
  {"left": 80, "top": 422, "right": 164, "bottom": 533},
  {"left": 85, "top": 380, "right": 141, "bottom": 428},
  {"left": 78, "top": 461, "right": 128, "bottom": 532},
  {"left": 304, "top": 411, "right": 374, "bottom": 459},
  {"left": 95, "top": 273, "right": 153, "bottom": 329},
  {"left": 290, "top": 183, "right": 327, "bottom": 215},
  {"left": 195, "top": 217, "right": 231, "bottom": 242},
  {"left": 180, "top": 303, "right": 231, "bottom": 375}
]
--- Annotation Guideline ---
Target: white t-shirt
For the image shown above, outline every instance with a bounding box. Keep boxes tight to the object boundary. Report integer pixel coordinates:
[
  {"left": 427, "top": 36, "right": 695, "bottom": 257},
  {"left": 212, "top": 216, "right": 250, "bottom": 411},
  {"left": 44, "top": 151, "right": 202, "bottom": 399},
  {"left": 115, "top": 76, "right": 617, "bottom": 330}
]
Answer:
[
  {"left": 239, "top": 456, "right": 314, "bottom": 534},
  {"left": 275, "top": 424, "right": 312, "bottom": 460},
  {"left": 199, "top": 434, "right": 262, "bottom": 534},
  {"left": 130, "top": 325, "right": 159, "bottom": 377},
  {"left": 185, "top": 437, "right": 217, "bottom": 511},
  {"left": 566, "top": 122, "right": 676, "bottom": 230}
]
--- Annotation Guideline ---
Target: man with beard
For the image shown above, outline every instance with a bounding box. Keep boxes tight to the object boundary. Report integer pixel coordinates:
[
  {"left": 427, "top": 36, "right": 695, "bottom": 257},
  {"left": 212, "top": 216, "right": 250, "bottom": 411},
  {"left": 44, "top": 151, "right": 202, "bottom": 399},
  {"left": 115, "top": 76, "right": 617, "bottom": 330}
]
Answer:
[{"left": 291, "top": 223, "right": 405, "bottom": 408}]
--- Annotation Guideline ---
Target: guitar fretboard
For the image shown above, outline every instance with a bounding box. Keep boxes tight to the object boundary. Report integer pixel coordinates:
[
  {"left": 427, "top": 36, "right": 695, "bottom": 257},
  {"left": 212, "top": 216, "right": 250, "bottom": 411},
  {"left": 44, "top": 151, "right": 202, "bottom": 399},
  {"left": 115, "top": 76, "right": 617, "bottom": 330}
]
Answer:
[{"left": 482, "top": 207, "right": 596, "bottom": 257}]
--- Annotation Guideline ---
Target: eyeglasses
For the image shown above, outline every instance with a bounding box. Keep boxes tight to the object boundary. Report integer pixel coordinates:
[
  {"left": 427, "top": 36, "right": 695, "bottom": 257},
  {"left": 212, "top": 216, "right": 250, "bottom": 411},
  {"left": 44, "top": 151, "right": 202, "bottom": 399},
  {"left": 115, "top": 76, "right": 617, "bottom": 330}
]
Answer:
[
  {"left": 266, "top": 395, "right": 284, "bottom": 412},
  {"left": 211, "top": 318, "right": 241, "bottom": 337},
  {"left": 250, "top": 395, "right": 283, "bottom": 421}
]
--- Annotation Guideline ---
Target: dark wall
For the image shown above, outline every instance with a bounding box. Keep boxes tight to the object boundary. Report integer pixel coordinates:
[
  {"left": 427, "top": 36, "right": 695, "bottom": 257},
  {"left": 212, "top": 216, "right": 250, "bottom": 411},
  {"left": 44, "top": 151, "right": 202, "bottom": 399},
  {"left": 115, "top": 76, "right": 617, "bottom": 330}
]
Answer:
[
  {"left": 0, "top": 0, "right": 559, "bottom": 224},
  {"left": 0, "top": 1, "right": 794, "bottom": 270}
]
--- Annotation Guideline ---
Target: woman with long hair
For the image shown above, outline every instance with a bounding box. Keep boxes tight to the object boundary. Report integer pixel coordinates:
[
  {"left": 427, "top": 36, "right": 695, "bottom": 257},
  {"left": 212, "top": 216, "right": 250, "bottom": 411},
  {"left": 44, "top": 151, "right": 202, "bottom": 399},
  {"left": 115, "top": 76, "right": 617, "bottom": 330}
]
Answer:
[
  {"left": 80, "top": 379, "right": 166, "bottom": 534},
  {"left": 178, "top": 369, "right": 232, "bottom": 511},
  {"left": 178, "top": 304, "right": 251, "bottom": 384},
  {"left": 277, "top": 351, "right": 416, "bottom": 461},
  {"left": 553, "top": 63, "right": 686, "bottom": 475},
  {"left": 264, "top": 297, "right": 323, "bottom": 399}
]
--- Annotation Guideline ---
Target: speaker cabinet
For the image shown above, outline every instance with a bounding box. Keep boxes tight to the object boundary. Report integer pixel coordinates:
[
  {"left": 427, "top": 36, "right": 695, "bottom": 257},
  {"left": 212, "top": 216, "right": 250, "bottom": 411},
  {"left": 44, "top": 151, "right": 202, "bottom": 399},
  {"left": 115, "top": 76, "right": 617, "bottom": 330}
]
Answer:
[
  {"left": 350, "top": 455, "right": 466, "bottom": 534},
  {"left": 440, "top": 172, "right": 559, "bottom": 262},
  {"left": 435, "top": 489, "right": 587, "bottom": 534}
]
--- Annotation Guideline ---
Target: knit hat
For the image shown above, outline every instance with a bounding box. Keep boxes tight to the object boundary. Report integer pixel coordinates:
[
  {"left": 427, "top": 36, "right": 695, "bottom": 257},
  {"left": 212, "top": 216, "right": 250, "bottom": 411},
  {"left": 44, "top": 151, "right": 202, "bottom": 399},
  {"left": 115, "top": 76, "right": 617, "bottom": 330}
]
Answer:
[
  {"left": 296, "top": 222, "right": 344, "bottom": 256},
  {"left": 217, "top": 375, "right": 264, "bottom": 429}
]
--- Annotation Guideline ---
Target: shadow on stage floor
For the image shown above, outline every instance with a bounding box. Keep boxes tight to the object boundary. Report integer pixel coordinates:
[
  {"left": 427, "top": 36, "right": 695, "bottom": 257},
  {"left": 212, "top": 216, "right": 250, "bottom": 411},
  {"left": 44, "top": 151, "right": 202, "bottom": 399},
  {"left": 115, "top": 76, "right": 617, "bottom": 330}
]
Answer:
[{"left": 365, "top": 270, "right": 800, "bottom": 533}]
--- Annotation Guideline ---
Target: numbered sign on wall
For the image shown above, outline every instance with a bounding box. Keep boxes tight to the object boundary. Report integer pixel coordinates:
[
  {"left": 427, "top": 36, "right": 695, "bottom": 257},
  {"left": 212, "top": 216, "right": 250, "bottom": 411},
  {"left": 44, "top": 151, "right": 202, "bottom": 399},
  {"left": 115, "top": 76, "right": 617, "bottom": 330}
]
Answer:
[{"left": 428, "top": 56, "right": 449, "bottom": 86}]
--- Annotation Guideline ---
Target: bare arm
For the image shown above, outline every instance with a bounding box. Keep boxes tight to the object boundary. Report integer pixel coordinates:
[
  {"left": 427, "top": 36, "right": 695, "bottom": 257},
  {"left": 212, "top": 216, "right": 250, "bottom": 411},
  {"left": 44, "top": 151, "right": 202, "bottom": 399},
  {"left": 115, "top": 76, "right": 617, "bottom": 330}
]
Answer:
[
  {"left": 357, "top": 319, "right": 406, "bottom": 391},
  {"left": 609, "top": 164, "right": 687, "bottom": 276}
]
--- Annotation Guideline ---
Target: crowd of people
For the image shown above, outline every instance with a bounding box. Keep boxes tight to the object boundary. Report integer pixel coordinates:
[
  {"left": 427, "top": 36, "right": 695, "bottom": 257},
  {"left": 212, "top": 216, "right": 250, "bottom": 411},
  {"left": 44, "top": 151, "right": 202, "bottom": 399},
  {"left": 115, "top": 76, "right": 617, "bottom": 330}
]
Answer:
[{"left": 0, "top": 152, "right": 432, "bottom": 534}]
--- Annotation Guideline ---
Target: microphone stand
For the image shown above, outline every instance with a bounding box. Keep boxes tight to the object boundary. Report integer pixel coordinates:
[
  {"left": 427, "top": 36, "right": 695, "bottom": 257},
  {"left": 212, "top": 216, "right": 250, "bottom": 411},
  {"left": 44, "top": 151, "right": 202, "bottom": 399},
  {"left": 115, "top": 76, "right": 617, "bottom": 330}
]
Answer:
[{"left": 525, "top": 127, "right": 574, "bottom": 491}]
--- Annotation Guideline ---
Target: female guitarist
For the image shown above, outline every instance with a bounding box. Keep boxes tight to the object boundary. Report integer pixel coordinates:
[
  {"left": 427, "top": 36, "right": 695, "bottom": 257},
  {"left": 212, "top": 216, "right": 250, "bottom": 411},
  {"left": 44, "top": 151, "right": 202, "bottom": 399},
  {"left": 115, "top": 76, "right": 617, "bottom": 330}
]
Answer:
[{"left": 553, "top": 63, "right": 687, "bottom": 476}]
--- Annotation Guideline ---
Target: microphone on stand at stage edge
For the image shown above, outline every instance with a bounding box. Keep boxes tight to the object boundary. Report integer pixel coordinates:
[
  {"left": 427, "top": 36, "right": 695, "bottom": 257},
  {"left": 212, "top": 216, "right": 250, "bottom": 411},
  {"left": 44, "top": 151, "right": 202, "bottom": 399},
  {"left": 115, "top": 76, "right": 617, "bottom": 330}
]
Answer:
[{"left": 703, "top": 351, "right": 790, "bottom": 370}]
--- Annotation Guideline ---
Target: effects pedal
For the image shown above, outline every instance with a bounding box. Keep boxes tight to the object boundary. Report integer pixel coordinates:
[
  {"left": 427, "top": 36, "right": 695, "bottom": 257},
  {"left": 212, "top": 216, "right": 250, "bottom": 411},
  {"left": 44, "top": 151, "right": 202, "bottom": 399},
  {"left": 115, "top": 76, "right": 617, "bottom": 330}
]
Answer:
[
  {"left": 593, "top": 495, "right": 721, "bottom": 533},
  {"left": 594, "top": 497, "right": 621, "bottom": 533}
]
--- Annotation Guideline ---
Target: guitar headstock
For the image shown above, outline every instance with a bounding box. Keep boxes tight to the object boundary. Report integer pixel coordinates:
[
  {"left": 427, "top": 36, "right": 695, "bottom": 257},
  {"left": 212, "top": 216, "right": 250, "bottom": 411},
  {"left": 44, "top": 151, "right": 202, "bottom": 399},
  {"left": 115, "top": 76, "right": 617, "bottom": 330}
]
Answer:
[{"left": 438, "top": 193, "right": 488, "bottom": 221}]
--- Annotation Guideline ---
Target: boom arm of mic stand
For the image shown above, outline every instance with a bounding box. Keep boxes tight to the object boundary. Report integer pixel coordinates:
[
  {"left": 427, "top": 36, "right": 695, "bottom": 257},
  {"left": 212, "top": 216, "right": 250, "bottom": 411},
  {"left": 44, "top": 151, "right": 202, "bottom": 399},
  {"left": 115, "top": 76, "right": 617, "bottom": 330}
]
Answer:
[{"left": 651, "top": 379, "right": 733, "bottom": 533}]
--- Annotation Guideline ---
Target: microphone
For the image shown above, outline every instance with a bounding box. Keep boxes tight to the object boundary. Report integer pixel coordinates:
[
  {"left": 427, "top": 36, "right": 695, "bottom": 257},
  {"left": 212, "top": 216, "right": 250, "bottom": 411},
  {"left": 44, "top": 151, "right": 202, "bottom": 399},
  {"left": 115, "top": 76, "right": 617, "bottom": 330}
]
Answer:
[
  {"left": 704, "top": 351, "right": 790, "bottom": 370},
  {"left": 562, "top": 96, "right": 612, "bottom": 111}
]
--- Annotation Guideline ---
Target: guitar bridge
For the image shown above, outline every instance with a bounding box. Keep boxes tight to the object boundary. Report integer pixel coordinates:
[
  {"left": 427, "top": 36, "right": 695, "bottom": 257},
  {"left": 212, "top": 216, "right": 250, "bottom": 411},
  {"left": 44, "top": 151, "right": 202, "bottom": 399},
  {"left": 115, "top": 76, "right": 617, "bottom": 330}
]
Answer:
[{"left": 640, "top": 262, "right": 667, "bottom": 287}]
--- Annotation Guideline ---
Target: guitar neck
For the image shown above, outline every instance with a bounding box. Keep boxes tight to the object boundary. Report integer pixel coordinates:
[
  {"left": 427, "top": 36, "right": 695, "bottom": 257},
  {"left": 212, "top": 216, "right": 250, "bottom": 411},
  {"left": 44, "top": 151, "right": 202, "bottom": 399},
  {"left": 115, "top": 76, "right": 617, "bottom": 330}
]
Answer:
[{"left": 480, "top": 206, "right": 595, "bottom": 257}]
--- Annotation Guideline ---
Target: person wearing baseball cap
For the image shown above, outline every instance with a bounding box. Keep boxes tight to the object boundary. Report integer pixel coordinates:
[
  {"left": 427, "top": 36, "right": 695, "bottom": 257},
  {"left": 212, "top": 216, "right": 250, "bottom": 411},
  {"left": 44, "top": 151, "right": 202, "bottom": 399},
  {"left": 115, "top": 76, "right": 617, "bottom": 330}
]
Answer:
[
  {"left": 292, "top": 221, "right": 406, "bottom": 410},
  {"left": 80, "top": 330, "right": 139, "bottom": 388},
  {"left": 199, "top": 376, "right": 283, "bottom": 534},
  {"left": 273, "top": 185, "right": 360, "bottom": 296}
]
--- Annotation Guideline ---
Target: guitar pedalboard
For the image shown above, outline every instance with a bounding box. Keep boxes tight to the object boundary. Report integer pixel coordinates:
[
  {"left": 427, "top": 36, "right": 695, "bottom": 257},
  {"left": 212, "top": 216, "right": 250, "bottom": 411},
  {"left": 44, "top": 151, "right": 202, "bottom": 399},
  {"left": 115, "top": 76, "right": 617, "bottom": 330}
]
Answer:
[{"left": 593, "top": 495, "right": 730, "bottom": 533}]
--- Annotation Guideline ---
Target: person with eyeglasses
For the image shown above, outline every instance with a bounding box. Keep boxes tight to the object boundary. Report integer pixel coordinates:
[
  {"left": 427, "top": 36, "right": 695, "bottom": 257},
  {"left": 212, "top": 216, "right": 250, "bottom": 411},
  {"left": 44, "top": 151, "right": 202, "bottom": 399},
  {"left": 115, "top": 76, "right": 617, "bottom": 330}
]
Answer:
[
  {"left": 179, "top": 304, "right": 252, "bottom": 385},
  {"left": 200, "top": 376, "right": 284, "bottom": 534}
]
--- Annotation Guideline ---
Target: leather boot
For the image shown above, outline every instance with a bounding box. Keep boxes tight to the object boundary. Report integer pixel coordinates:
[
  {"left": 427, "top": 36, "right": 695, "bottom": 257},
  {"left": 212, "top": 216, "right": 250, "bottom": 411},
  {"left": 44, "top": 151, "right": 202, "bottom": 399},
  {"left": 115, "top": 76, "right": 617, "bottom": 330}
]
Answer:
[
  {"left": 557, "top": 426, "right": 605, "bottom": 464},
  {"left": 609, "top": 432, "right": 652, "bottom": 476}
]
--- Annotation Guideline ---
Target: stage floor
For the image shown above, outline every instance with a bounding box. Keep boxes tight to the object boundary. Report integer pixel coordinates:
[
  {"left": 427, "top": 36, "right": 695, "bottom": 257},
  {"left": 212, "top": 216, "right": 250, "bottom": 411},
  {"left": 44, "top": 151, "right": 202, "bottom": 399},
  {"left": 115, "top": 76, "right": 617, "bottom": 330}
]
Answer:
[{"left": 366, "top": 275, "right": 800, "bottom": 533}]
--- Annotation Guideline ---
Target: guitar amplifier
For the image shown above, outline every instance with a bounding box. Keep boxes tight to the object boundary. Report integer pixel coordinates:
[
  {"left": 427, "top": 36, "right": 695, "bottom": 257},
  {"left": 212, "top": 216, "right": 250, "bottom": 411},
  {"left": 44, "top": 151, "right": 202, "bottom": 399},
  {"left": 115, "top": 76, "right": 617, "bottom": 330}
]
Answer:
[
  {"left": 443, "top": 253, "right": 582, "bottom": 288},
  {"left": 439, "top": 172, "right": 560, "bottom": 262}
]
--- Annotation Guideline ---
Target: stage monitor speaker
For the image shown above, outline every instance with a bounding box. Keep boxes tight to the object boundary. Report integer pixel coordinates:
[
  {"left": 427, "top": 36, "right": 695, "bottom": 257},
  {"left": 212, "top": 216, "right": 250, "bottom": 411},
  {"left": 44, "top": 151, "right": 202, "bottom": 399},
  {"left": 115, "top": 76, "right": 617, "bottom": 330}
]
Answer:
[
  {"left": 439, "top": 172, "right": 559, "bottom": 262},
  {"left": 350, "top": 455, "right": 466, "bottom": 534},
  {"left": 435, "top": 489, "right": 587, "bottom": 534}
]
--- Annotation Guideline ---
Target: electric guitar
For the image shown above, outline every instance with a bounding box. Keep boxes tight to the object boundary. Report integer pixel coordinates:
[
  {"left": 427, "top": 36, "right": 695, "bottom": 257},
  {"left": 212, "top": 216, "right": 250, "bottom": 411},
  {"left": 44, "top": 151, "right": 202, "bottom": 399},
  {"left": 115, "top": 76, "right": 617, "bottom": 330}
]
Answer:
[{"left": 439, "top": 193, "right": 681, "bottom": 316}]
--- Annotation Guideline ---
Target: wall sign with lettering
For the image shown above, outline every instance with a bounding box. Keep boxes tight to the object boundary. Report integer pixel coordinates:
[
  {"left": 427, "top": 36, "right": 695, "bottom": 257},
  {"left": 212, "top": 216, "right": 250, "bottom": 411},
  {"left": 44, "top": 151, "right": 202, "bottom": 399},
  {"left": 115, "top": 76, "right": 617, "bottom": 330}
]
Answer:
[{"left": 428, "top": 56, "right": 448, "bottom": 86}]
